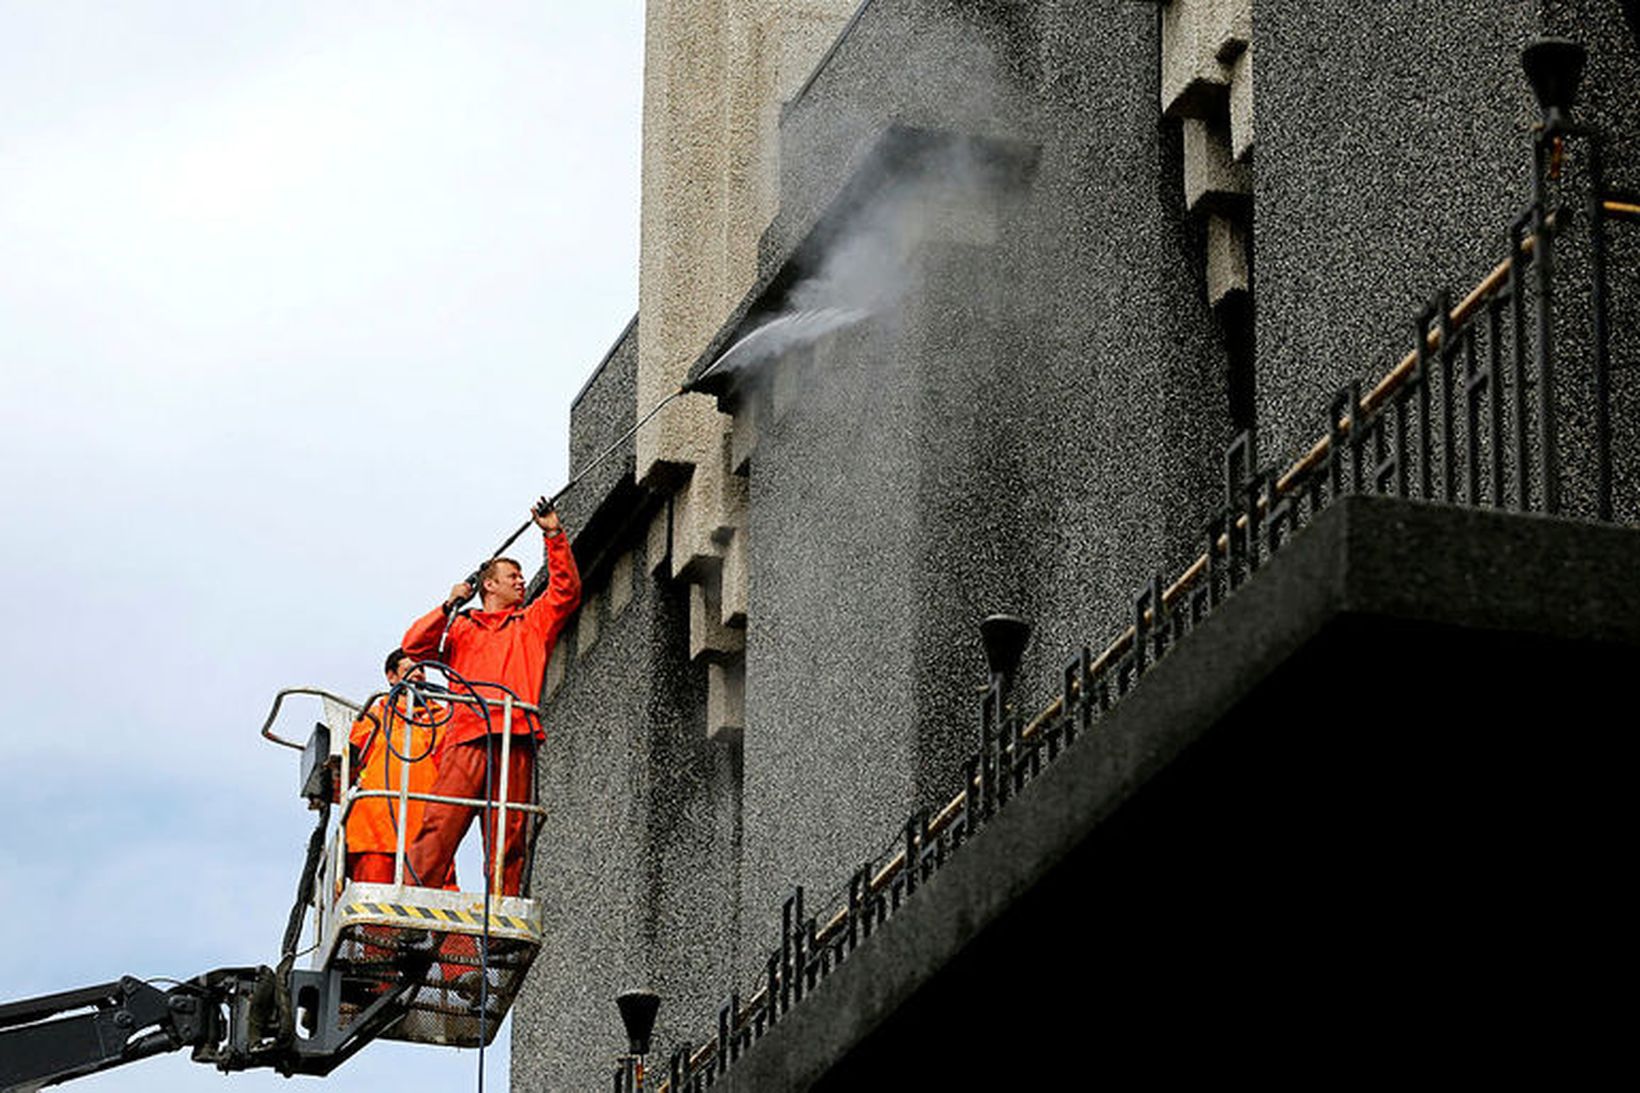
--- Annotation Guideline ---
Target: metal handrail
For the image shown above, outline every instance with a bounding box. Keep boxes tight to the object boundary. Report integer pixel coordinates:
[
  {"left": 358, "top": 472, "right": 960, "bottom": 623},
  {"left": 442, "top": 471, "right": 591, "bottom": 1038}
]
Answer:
[
  {"left": 826, "top": 199, "right": 1635, "bottom": 914},
  {"left": 265, "top": 682, "right": 550, "bottom": 919},
  {"left": 1033, "top": 199, "right": 1628, "bottom": 710},
  {"left": 1016, "top": 223, "right": 1544, "bottom": 747},
  {"left": 338, "top": 787, "right": 548, "bottom": 819},
  {"left": 262, "top": 684, "right": 542, "bottom": 751},
  {"left": 261, "top": 687, "right": 365, "bottom": 750},
  {"left": 353, "top": 686, "right": 544, "bottom": 725}
]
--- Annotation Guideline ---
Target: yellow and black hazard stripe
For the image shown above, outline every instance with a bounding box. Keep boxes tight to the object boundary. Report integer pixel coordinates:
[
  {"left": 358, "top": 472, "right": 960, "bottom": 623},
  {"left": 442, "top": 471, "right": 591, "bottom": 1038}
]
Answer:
[{"left": 344, "top": 900, "right": 530, "bottom": 933}]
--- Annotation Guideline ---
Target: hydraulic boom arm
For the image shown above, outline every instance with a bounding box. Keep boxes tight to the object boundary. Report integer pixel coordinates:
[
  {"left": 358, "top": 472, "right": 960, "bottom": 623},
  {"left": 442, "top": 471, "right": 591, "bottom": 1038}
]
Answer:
[
  {"left": 0, "top": 975, "right": 221, "bottom": 1092},
  {"left": 0, "top": 957, "right": 427, "bottom": 1093}
]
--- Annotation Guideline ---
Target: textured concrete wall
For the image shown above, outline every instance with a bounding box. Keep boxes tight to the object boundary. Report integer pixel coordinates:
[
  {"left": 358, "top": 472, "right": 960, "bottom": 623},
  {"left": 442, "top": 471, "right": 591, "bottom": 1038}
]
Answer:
[
  {"left": 1545, "top": 0, "right": 1640, "bottom": 188},
  {"left": 513, "top": 530, "right": 738, "bottom": 1092},
  {"left": 635, "top": 0, "right": 854, "bottom": 488},
  {"left": 739, "top": 318, "right": 922, "bottom": 966},
  {"left": 1541, "top": 1, "right": 1640, "bottom": 522},
  {"left": 517, "top": 321, "right": 741, "bottom": 1091},
  {"left": 512, "top": 542, "right": 656, "bottom": 1093},
  {"left": 637, "top": 0, "right": 728, "bottom": 487},
  {"left": 636, "top": 0, "right": 859, "bottom": 778},
  {"left": 558, "top": 317, "right": 637, "bottom": 534},
  {"left": 735, "top": 0, "right": 1234, "bottom": 982},
  {"left": 1257, "top": 3, "right": 1521, "bottom": 460}
]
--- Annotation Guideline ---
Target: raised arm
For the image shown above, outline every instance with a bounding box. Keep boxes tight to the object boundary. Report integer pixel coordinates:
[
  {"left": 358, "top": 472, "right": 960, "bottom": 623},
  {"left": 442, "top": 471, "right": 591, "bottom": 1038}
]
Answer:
[{"left": 526, "top": 506, "right": 581, "bottom": 645}]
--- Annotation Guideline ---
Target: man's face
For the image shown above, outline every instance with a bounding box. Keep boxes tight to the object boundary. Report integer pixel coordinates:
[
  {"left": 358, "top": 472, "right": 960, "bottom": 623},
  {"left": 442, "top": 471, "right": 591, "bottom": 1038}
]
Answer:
[
  {"left": 484, "top": 561, "right": 526, "bottom": 608},
  {"left": 386, "top": 661, "right": 426, "bottom": 686}
]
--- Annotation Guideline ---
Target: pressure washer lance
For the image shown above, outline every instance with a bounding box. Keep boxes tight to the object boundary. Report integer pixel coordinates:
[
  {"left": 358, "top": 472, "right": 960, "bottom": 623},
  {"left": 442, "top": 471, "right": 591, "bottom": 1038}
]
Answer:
[
  {"left": 436, "top": 304, "right": 873, "bottom": 638},
  {"left": 435, "top": 371, "right": 719, "bottom": 649}
]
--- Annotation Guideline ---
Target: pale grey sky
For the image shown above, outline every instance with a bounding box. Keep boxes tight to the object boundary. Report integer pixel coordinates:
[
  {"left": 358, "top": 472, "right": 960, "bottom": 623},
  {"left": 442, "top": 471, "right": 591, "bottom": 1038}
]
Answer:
[{"left": 0, "top": 3, "right": 644, "bottom": 1090}]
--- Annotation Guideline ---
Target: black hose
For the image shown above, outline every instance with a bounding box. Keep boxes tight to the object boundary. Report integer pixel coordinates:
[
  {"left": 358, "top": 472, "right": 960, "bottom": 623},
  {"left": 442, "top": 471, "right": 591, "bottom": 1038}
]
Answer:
[
  {"left": 378, "top": 681, "right": 449, "bottom": 766},
  {"left": 339, "top": 681, "right": 447, "bottom": 888},
  {"left": 343, "top": 666, "right": 507, "bottom": 890},
  {"left": 272, "top": 799, "right": 330, "bottom": 1046},
  {"left": 344, "top": 681, "right": 451, "bottom": 805},
  {"left": 280, "top": 801, "right": 330, "bottom": 965}
]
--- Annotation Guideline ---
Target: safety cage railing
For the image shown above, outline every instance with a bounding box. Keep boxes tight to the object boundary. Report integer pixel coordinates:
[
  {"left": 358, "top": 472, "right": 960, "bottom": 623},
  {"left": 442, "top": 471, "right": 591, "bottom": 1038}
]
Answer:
[
  {"left": 616, "top": 38, "right": 1638, "bottom": 1093},
  {"left": 261, "top": 669, "right": 547, "bottom": 1050}
]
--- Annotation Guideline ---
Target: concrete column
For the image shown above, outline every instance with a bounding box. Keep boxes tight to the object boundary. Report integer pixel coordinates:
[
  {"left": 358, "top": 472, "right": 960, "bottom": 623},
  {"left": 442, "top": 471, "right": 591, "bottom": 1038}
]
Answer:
[
  {"left": 1182, "top": 116, "right": 1250, "bottom": 213},
  {"left": 1229, "top": 43, "right": 1254, "bottom": 162},
  {"left": 639, "top": 0, "right": 857, "bottom": 733},
  {"left": 638, "top": 0, "right": 734, "bottom": 486},
  {"left": 638, "top": 0, "right": 856, "bottom": 488},
  {"left": 1205, "top": 214, "right": 1250, "bottom": 305}
]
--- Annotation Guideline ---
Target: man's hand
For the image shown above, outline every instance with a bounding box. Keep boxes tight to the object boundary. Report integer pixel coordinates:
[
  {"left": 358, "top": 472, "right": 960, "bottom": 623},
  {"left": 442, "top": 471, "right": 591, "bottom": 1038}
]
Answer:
[
  {"left": 444, "top": 581, "right": 474, "bottom": 612},
  {"left": 533, "top": 497, "right": 563, "bottom": 535}
]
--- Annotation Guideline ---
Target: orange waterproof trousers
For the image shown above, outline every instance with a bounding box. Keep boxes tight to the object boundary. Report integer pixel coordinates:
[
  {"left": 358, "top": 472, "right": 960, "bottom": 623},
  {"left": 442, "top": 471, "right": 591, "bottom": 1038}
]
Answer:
[
  {"left": 406, "top": 736, "right": 535, "bottom": 897},
  {"left": 347, "top": 851, "right": 455, "bottom": 888},
  {"left": 347, "top": 852, "right": 397, "bottom": 884}
]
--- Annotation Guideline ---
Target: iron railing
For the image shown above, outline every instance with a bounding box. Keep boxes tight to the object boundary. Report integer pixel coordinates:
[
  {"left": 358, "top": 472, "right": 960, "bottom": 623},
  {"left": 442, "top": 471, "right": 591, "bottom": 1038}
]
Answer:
[
  {"left": 618, "top": 49, "right": 1635, "bottom": 1093},
  {"left": 260, "top": 682, "right": 548, "bottom": 904}
]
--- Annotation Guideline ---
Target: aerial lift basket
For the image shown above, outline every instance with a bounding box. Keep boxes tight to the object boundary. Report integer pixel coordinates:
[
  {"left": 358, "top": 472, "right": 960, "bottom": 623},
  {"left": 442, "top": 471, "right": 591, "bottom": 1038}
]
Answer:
[{"left": 263, "top": 684, "right": 546, "bottom": 1048}]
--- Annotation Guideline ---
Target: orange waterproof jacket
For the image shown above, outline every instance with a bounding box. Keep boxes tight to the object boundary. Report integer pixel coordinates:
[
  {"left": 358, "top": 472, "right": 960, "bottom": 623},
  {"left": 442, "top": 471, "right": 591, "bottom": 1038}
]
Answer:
[
  {"left": 345, "top": 695, "right": 443, "bottom": 856},
  {"left": 401, "top": 531, "right": 581, "bottom": 749}
]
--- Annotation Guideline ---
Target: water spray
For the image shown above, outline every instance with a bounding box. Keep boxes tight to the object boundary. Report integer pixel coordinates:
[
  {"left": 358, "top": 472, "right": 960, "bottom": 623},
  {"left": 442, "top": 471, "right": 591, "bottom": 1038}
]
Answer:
[
  {"left": 706, "top": 306, "right": 869, "bottom": 378},
  {"left": 446, "top": 307, "right": 872, "bottom": 614},
  {"left": 446, "top": 122, "right": 961, "bottom": 602}
]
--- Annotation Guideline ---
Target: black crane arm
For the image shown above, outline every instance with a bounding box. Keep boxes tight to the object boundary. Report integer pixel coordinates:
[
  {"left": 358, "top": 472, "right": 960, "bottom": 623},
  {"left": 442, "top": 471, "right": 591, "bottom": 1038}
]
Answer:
[
  {"left": 1, "top": 956, "right": 429, "bottom": 1093},
  {"left": 0, "top": 975, "right": 221, "bottom": 1093}
]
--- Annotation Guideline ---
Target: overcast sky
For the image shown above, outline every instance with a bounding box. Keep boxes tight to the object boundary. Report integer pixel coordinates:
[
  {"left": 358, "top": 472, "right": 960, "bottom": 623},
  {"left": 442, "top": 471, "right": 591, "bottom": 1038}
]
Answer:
[{"left": 0, "top": 3, "right": 643, "bottom": 1090}]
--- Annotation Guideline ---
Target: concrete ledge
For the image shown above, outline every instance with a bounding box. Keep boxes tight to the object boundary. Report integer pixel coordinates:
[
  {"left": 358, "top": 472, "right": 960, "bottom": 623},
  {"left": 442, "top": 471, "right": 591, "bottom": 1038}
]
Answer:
[
  {"left": 1161, "top": 0, "right": 1251, "bottom": 120},
  {"left": 1205, "top": 212, "right": 1249, "bottom": 303},
  {"left": 1229, "top": 42, "right": 1254, "bottom": 162},
  {"left": 716, "top": 496, "right": 1640, "bottom": 1089}
]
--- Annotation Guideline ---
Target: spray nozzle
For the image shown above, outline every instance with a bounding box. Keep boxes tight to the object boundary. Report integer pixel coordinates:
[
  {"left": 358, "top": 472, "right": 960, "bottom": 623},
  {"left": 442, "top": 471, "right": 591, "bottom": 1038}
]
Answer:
[{"left": 679, "top": 373, "right": 722, "bottom": 398}]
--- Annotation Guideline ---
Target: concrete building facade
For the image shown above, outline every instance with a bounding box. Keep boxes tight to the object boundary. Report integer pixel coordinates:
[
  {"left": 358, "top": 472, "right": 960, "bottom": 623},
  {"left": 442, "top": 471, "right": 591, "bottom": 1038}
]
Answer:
[{"left": 513, "top": 3, "right": 1640, "bottom": 1089}]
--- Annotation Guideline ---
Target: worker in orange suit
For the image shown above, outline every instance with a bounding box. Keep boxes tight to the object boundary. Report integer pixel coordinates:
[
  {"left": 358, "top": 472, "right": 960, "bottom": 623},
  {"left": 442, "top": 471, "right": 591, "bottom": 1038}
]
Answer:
[
  {"left": 401, "top": 501, "right": 581, "bottom": 898},
  {"left": 345, "top": 649, "right": 453, "bottom": 888}
]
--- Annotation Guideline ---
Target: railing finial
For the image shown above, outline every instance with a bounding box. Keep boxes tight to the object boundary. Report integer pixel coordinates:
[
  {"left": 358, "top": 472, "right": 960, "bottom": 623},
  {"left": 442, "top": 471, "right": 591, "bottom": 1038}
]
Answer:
[
  {"left": 979, "top": 614, "right": 1031, "bottom": 691},
  {"left": 1521, "top": 37, "right": 1587, "bottom": 126},
  {"left": 617, "top": 989, "right": 661, "bottom": 1057}
]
